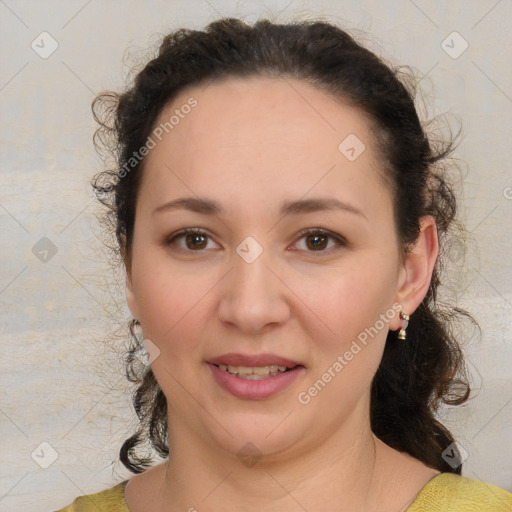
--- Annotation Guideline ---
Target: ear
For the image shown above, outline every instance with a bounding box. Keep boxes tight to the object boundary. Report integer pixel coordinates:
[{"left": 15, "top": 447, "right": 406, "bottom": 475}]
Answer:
[
  {"left": 391, "top": 215, "right": 439, "bottom": 329},
  {"left": 126, "top": 267, "right": 139, "bottom": 320},
  {"left": 121, "top": 234, "right": 140, "bottom": 320}
]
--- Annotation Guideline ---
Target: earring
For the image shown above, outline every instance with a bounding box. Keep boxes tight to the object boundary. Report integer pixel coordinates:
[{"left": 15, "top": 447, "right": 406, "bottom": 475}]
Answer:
[
  {"left": 398, "top": 311, "right": 410, "bottom": 340},
  {"left": 132, "top": 319, "right": 143, "bottom": 340}
]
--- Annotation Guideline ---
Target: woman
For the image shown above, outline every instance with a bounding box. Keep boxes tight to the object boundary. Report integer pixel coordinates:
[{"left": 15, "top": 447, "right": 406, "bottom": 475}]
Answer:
[{"left": 57, "top": 17, "right": 512, "bottom": 512}]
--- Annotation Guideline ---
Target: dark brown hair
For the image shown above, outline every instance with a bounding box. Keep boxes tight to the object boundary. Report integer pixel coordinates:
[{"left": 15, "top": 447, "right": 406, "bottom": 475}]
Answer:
[{"left": 92, "top": 17, "right": 474, "bottom": 475}]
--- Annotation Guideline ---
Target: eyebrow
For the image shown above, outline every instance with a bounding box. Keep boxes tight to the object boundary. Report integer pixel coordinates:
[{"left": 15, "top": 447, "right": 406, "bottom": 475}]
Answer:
[{"left": 153, "top": 196, "right": 367, "bottom": 220}]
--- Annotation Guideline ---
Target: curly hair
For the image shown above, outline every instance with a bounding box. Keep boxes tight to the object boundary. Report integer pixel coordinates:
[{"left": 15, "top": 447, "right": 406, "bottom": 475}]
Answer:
[{"left": 91, "top": 17, "right": 474, "bottom": 475}]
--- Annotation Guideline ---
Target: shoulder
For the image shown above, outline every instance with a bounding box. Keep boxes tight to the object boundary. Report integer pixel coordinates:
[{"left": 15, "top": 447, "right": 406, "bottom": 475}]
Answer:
[
  {"left": 54, "top": 481, "right": 129, "bottom": 512},
  {"left": 407, "top": 473, "right": 512, "bottom": 511}
]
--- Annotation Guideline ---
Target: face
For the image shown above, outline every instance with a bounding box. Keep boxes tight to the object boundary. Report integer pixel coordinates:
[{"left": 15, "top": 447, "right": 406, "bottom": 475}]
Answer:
[{"left": 126, "top": 76, "right": 408, "bottom": 460}]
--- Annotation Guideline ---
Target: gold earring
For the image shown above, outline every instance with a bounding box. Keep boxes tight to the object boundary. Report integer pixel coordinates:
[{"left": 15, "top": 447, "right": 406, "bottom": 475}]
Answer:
[{"left": 398, "top": 311, "right": 410, "bottom": 340}]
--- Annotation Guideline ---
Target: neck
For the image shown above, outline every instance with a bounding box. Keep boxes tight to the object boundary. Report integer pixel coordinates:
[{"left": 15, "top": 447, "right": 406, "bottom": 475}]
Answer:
[{"left": 157, "top": 410, "right": 384, "bottom": 511}]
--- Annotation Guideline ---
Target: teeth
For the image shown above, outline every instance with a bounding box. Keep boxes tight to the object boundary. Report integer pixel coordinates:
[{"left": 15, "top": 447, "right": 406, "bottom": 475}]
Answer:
[{"left": 218, "top": 364, "right": 289, "bottom": 376}]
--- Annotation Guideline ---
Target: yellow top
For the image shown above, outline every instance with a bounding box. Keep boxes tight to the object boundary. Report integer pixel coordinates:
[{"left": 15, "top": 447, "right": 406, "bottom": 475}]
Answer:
[{"left": 55, "top": 473, "right": 512, "bottom": 511}]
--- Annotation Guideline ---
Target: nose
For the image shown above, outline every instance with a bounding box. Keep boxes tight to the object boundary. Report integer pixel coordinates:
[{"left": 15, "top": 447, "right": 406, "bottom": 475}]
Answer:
[{"left": 217, "top": 245, "right": 291, "bottom": 334}]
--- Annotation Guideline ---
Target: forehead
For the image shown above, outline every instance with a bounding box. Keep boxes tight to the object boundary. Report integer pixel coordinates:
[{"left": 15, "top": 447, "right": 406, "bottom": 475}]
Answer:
[
  {"left": 139, "top": 76, "right": 392, "bottom": 219},
  {"left": 154, "top": 75, "right": 374, "bottom": 157}
]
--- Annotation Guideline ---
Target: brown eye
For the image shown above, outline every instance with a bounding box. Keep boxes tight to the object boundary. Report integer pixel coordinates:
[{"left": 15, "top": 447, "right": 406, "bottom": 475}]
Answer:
[
  {"left": 294, "top": 229, "right": 346, "bottom": 253},
  {"left": 184, "top": 232, "right": 208, "bottom": 250},
  {"left": 165, "top": 228, "right": 215, "bottom": 252},
  {"left": 305, "top": 233, "right": 329, "bottom": 250}
]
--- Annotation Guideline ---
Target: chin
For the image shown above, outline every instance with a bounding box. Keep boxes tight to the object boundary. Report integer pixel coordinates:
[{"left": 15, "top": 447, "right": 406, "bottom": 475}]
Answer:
[{"left": 204, "top": 412, "right": 307, "bottom": 462}]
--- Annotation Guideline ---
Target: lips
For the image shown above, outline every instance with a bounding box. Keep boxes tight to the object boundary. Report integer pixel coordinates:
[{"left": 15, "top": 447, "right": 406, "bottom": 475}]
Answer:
[
  {"left": 208, "top": 360, "right": 306, "bottom": 399},
  {"left": 207, "top": 352, "right": 303, "bottom": 369}
]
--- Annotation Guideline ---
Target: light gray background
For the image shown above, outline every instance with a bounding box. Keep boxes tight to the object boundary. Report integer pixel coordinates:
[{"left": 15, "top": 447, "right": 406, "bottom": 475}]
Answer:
[{"left": 0, "top": 0, "right": 511, "bottom": 510}]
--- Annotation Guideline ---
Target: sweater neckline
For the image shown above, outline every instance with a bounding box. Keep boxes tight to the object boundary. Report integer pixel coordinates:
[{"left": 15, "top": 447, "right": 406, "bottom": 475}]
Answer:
[
  {"left": 118, "top": 472, "right": 449, "bottom": 511},
  {"left": 404, "top": 473, "right": 448, "bottom": 510}
]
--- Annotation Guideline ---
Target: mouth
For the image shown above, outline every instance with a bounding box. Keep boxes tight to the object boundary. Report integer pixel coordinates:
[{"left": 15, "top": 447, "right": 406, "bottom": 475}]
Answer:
[
  {"left": 206, "top": 353, "right": 305, "bottom": 398},
  {"left": 207, "top": 353, "right": 304, "bottom": 378},
  {"left": 212, "top": 363, "right": 301, "bottom": 380}
]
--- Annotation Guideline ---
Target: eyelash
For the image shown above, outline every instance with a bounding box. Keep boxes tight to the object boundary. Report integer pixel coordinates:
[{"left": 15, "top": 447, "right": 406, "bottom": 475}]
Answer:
[{"left": 164, "top": 227, "right": 347, "bottom": 255}]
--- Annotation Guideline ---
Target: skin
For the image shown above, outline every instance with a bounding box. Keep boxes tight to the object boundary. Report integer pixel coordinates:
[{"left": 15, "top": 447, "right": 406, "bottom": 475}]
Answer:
[{"left": 123, "top": 76, "right": 440, "bottom": 512}]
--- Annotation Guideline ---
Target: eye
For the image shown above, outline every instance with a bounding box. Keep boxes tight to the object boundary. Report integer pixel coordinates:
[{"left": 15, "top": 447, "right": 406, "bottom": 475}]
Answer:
[
  {"left": 292, "top": 228, "right": 347, "bottom": 254},
  {"left": 164, "top": 228, "right": 218, "bottom": 252}
]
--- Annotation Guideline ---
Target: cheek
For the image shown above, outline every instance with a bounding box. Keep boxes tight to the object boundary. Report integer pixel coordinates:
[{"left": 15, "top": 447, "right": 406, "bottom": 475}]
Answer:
[
  {"left": 292, "top": 255, "right": 398, "bottom": 399},
  {"left": 294, "top": 270, "right": 394, "bottom": 412},
  {"left": 130, "top": 251, "right": 218, "bottom": 356},
  {"left": 299, "top": 258, "right": 397, "bottom": 342}
]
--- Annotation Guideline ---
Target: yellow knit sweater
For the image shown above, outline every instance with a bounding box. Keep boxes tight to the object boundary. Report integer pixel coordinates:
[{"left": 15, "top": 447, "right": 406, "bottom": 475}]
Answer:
[{"left": 55, "top": 473, "right": 512, "bottom": 511}]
